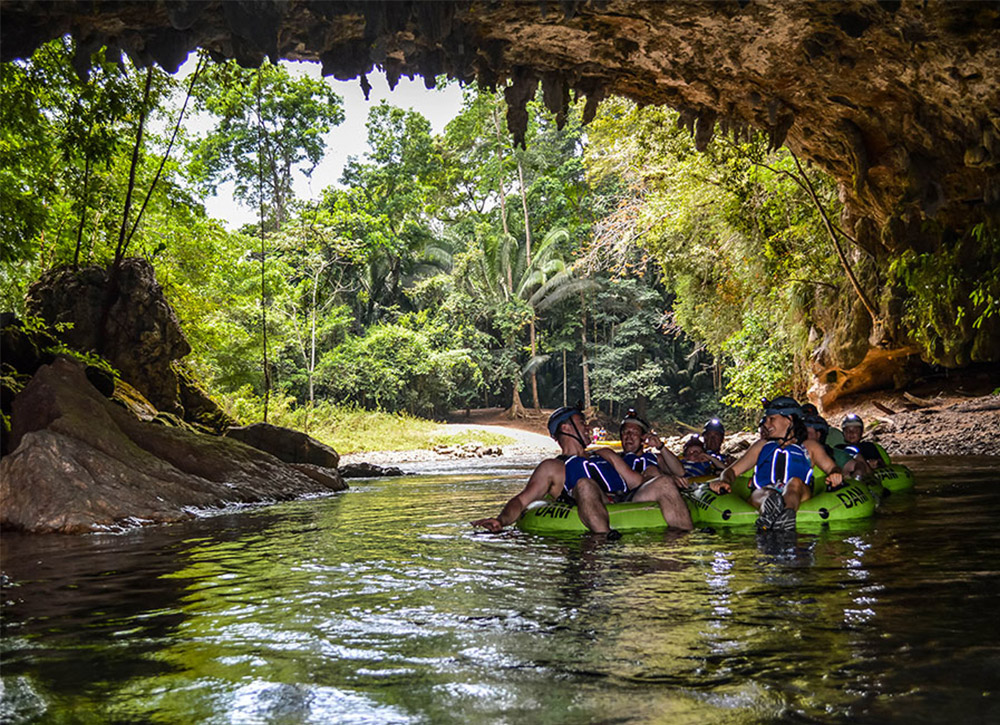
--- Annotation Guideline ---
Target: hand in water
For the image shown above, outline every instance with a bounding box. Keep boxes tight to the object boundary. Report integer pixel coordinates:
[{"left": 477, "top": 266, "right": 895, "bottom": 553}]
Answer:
[{"left": 470, "top": 518, "right": 503, "bottom": 532}]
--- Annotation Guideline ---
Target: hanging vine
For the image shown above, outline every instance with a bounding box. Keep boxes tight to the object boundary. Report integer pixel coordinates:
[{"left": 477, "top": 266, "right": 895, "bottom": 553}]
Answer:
[{"left": 255, "top": 66, "right": 271, "bottom": 422}]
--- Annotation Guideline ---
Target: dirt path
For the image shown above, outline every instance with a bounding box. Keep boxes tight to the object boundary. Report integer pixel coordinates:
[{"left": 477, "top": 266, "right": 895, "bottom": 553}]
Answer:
[{"left": 437, "top": 422, "right": 558, "bottom": 452}]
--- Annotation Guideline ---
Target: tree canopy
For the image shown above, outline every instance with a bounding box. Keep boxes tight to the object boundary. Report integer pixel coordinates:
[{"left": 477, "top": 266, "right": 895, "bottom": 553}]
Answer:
[{"left": 8, "top": 38, "right": 962, "bottom": 434}]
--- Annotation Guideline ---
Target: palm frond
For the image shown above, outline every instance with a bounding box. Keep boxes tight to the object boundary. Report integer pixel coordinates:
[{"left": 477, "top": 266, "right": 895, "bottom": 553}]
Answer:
[
  {"left": 533, "top": 275, "right": 600, "bottom": 311},
  {"left": 521, "top": 353, "right": 551, "bottom": 376}
]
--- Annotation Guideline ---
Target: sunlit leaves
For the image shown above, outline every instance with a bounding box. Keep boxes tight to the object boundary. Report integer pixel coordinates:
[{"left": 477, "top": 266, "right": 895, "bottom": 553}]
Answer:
[
  {"left": 584, "top": 97, "right": 847, "bottom": 409},
  {"left": 186, "top": 58, "right": 344, "bottom": 228}
]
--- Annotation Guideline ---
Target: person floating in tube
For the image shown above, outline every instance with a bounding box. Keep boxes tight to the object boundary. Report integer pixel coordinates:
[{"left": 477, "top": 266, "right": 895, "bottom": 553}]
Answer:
[
  {"left": 472, "top": 406, "right": 693, "bottom": 536},
  {"left": 618, "top": 408, "right": 688, "bottom": 488},
  {"left": 709, "top": 396, "right": 843, "bottom": 534}
]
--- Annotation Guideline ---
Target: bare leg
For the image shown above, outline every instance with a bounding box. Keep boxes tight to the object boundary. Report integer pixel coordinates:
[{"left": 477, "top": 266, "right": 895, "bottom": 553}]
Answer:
[
  {"left": 749, "top": 487, "right": 770, "bottom": 510},
  {"left": 633, "top": 477, "right": 693, "bottom": 530},
  {"left": 572, "top": 478, "right": 611, "bottom": 533},
  {"left": 783, "top": 478, "right": 811, "bottom": 511}
]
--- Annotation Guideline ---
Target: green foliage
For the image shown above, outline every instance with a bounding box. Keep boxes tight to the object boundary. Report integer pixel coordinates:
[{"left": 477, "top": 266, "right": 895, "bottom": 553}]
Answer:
[
  {"left": 325, "top": 102, "right": 443, "bottom": 326},
  {"left": 316, "top": 322, "right": 482, "bottom": 417},
  {"left": 584, "top": 98, "right": 843, "bottom": 405},
  {"left": 889, "top": 222, "right": 1000, "bottom": 365},
  {"left": 1, "top": 36, "right": 178, "bottom": 278},
  {"left": 186, "top": 57, "right": 344, "bottom": 228},
  {"left": 719, "top": 311, "right": 794, "bottom": 412},
  {"left": 6, "top": 51, "right": 865, "bottom": 437}
]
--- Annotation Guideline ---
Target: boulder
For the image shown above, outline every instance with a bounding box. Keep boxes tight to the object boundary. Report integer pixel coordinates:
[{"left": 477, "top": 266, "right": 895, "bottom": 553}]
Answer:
[
  {"left": 175, "top": 362, "right": 237, "bottom": 434},
  {"left": 225, "top": 422, "right": 340, "bottom": 469},
  {"left": 0, "top": 359, "right": 347, "bottom": 534},
  {"left": 26, "top": 259, "right": 189, "bottom": 415},
  {"left": 339, "top": 462, "right": 405, "bottom": 478}
]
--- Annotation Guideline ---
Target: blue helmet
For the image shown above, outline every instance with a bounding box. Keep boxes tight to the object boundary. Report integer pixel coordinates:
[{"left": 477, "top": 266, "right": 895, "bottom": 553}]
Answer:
[
  {"left": 548, "top": 406, "right": 583, "bottom": 438},
  {"left": 703, "top": 418, "right": 725, "bottom": 435},
  {"left": 763, "top": 396, "right": 802, "bottom": 418},
  {"left": 842, "top": 413, "right": 864, "bottom": 431},
  {"left": 619, "top": 408, "right": 650, "bottom": 436}
]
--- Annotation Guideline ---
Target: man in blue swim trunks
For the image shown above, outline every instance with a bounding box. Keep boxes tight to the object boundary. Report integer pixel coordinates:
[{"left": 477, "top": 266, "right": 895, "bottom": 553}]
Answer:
[
  {"left": 709, "top": 396, "right": 843, "bottom": 533},
  {"left": 618, "top": 409, "right": 688, "bottom": 485},
  {"left": 471, "top": 406, "right": 693, "bottom": 534}
]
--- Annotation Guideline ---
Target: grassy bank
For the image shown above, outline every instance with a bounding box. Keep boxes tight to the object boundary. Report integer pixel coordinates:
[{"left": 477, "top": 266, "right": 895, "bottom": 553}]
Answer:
[{"left": 220, "top": 390, "right": 514, "bottom": 454}]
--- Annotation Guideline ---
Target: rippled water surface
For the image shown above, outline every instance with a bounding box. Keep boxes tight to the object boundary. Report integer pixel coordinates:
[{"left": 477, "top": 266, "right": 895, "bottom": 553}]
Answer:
[{"left": 3, "top": 456, "right": 1000, "bottom": 723}]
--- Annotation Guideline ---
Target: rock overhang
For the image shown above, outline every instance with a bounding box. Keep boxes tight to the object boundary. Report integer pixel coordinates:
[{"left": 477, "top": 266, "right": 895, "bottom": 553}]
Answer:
[
  {"left": 3, "top": 2, "right": 1000, "bottom": 332},
  {"left": 3, "top": 1, "right": 998, "bottom": 245}
]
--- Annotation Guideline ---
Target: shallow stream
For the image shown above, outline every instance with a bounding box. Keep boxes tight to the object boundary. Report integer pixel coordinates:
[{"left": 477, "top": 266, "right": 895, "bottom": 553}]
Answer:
[{"left": 2, "top": 455, "right": 999, "bottom": 723}]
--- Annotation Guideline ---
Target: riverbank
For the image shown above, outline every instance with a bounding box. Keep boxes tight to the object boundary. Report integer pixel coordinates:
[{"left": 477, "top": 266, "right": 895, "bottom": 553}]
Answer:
[
  {"left": 340, "top": 390, "right": 1000, "bottom": 467},
  {"left": 338, "top": 416, "right": 558, "bottom": 466}
]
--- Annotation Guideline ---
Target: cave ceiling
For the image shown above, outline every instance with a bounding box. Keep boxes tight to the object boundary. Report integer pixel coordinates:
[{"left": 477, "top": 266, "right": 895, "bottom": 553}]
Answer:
[{"left": 3, "top": 0, "right": 999, "bottom": 252}]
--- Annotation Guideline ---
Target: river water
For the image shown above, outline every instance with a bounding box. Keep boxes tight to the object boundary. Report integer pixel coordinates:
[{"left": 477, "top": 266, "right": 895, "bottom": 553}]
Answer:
[{"left": 2, "top": 455, "right": 999, "bottom": 723}]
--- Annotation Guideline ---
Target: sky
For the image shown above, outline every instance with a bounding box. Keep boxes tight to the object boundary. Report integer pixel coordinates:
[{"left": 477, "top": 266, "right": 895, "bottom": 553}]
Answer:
[{"left": 176, "top": 56, "right": 465, "bottom": 229}]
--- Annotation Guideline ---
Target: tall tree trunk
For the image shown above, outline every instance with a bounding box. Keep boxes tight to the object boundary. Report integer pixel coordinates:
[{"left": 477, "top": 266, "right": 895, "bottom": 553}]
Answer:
[
  {"left": 73, "top": 154, "right": 92, "bottom": 268},
  {"left": 256, "top": 67, "right": 271, "bottom": 422},
  {"left": 309, "top": 267, "right": 320, "bottom": 408},
  {"left": 125, "top": 55, "right": 203, "bottom": 249},
  {"left": 112, "top": 68, "right": 152, "bottom": 270},
  {"left": 491, "top": 103, "right": 514, "bottom": 294},
  {"left": 562, "top": 348, "right": 568, "bottom": 408},
  {"left": 99, "top": 67, "right": 152, "bottom": 355},
  {"left": 516, "top": 154, "right": 541, "bottom": 409},
  {"left": 580, "top": 290, "right": 592, "bottom": 411},
  {"left": 507, "top": 382, "right": 526, "bottom": 419},
  {"left": 491, "top": 105, "right": 512, "bottom": 238}
]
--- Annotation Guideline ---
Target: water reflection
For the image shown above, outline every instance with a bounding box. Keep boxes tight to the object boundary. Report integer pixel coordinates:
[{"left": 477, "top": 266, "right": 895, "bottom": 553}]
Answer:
[{"left": 2, "top": 457, "right": 1000, "bottom": 723}]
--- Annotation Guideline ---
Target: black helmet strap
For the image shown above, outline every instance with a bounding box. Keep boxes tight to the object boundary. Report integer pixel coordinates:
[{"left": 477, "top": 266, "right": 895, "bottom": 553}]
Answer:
[
  {"left": 556, "top": 415, "right": 590, "bottom": 449},
  {"left": 765, "top": 414, "right": 796, "bottom": 445}
]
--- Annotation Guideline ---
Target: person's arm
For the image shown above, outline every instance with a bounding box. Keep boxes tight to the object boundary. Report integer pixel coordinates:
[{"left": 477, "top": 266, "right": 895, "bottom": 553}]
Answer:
[
  {"left": 646, "top": 434, "right": 685, "bottom": 478},
  {"left": 710, "top": 441, "right": 762, "bottom": 493},
  {"left": 471, "top": 459, "right": 561, "bottom": 531},
  {"left": 806, "top": 440, "right": 844, "bottom": 489},
  {"left": 592, "top": 447, "right": 645, "bottom": 489}
]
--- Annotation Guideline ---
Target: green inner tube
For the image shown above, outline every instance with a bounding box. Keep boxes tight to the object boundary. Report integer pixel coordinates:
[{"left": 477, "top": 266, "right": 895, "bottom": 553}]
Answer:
[
  {"left": 863, "top": 462, "right": 916, "bottom": 492},
  {"left": 684, "top": 469, "right": 879, "bottom": 527},
  {"left": 516, "top": 500, "right": 668, "bottom": 534}
]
